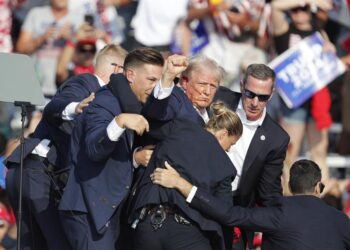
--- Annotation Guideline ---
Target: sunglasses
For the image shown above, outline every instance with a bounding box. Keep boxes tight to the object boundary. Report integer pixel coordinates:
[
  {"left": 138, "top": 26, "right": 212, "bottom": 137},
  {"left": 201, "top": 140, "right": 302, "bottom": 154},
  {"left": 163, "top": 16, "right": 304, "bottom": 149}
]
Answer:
[
  {"left": 77, "top": 47, "right": 96, "bottom": 53},
  {"left": 290, "top": 5, "right": 310, "bottom": 13},
  {"left": 111, "top": 63, "right": 124, "bottom": 73},
  {"left": 243, "top": 88, "right": 271, "bottom": 102}
]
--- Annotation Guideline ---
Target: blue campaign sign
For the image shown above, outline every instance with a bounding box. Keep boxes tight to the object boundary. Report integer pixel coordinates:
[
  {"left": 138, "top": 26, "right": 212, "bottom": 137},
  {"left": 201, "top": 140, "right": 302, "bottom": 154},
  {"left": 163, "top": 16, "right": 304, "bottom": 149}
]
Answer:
[{"left": 269, "top": 32, "right": 345, "bottom": 108}]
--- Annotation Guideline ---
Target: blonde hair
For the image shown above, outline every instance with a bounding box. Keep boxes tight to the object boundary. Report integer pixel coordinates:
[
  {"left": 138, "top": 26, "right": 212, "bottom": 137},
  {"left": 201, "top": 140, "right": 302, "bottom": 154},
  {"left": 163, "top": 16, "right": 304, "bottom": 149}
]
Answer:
[
  {"left": 182, "top": 55, "right": 225, "bottom": 83},
  {"left": 206, "top": 101, "right": 243, "bottom": 137},
  {"left": 95, "top": 43, "right": 128, "bottom": 70}
]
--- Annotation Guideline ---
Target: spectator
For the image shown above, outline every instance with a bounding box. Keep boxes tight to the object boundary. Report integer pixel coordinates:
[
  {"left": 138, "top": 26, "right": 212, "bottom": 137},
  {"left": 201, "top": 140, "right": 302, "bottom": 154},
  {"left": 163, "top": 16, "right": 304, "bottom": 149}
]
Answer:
[
  {"left": 68, "top": 0, "right": 126, "bottom": 49},
  {"left": 131, "top": 0, "right": 189, "bottom": 51},
  {"left": 16, "top": 0, "right": 80, "bottom": 98},
  {"left": 0, "top": 202, "right": 15, "bottom": 250},
  {"left": 186, "top": 0, "right": 268, "bottom": 87},
  {"left": 271, "top": 0, "right": 334, "bottom": 193},
  {"left": 56, "top": 23, "right": 97, "bottom": 85},
  {"left": 11, "top": 0, "right": 50, "bottom": 48},
  {"left": 0, "top": 133, "right": 7, "bottom": 190}
]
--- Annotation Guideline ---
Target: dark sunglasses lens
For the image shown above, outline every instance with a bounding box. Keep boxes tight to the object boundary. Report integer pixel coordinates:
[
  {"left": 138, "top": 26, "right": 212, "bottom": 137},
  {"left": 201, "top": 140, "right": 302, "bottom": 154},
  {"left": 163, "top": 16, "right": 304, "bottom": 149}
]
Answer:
[
  {"left": 244, "top": 89, "right": 255, "bottom": 99},
  {"left": 244, "top": 89, "right": 270, "bottom": 102},
  {"left": 258, "top": 95, "right": 270, "bottom": 102},
  {"left": 78, "top": 47, "right": 96, "bottom": 53},
  {"left": 291, "top": 6, "right": 309, "bottom": 12}
]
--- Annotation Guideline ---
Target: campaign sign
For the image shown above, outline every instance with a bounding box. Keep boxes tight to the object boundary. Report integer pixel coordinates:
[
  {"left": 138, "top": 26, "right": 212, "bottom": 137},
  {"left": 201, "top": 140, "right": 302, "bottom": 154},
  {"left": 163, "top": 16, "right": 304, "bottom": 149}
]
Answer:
[{"left": 269, "top": 32, "right": 345, "bottom": 108}]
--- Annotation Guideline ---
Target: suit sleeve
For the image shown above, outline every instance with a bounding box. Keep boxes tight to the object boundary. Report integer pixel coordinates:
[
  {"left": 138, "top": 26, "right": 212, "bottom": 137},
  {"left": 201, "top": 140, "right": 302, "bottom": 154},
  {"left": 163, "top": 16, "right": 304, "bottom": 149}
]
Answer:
[
  {"left": 257, "top": 135, "right": 289, "bottom": 207},
  {"left": 44, "top": 80, "right": 91, "bottom": 125},
  {"left": 191, "top": 188, "right": 282, "bottom": 232},
  {"left": 212, "top": 176, "right": 234, "bottom": 207},
  {"left": 142, "top": 88, "right": 183, "bottom": 121},
  {"left": 83, "top": 97, "right": 121, "bottom": 162}
]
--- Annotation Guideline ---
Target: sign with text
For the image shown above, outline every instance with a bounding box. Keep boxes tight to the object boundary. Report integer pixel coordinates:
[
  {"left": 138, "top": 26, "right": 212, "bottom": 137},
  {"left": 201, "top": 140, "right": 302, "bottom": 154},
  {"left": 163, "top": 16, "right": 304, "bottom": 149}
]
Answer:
[{"left": 268, "top": 32, "right": 345, "bottom": 108}]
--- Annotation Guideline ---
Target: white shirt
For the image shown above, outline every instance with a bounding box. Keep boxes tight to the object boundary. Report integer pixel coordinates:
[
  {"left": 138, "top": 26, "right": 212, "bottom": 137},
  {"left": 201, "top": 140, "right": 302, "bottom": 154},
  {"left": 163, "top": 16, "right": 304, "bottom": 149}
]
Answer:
[
  {"left": 187, "top": 98, "right": 267, "bottom": 202},
  {"left": 228, "top": 99, "right": 266, "bottom": 191},
  {"left": 132, "top": 0, "right": 188, "bottom": 46},
  {"left": 194, "top": 106, "right": 209, "bottom": 123}
]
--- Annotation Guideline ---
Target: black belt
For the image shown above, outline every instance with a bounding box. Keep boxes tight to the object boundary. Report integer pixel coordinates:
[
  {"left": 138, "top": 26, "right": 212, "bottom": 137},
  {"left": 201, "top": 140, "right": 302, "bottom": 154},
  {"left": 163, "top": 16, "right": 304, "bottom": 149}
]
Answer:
[{"left": 132, "top": 204, "right": 192, "bottom": 230}]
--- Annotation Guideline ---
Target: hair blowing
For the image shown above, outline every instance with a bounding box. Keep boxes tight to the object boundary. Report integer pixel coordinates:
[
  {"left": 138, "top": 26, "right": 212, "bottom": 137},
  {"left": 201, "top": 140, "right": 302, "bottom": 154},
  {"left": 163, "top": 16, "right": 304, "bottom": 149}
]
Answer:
[{"left": 206, "top": 101, "right": 243, "bottom": 137}]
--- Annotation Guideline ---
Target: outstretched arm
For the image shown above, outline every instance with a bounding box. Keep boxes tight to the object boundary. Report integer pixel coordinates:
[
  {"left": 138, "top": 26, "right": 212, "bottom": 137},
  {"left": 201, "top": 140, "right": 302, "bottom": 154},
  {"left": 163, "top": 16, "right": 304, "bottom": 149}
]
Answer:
[
  {"left": 151, "top": 161, "right": 193, "bottom": 197},
  {"left": 151, "top": 162, "right": 282, "bottom": 232}
]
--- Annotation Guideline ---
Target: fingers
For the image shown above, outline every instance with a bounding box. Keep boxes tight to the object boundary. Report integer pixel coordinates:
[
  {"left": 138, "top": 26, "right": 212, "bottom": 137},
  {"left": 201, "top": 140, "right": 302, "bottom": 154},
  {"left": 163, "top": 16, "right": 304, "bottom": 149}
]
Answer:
[
  {"left": 76, "top": 93, "right": 95, "bottom": 114},
  {"left": 150, "top": 169, "right": 163, "bottom": 183},
  {"left": 153, "top": 167, "right": 163, "bottom": 174},
  {"left": 164, "top": 161, "right": 174, "bottom": 171},
  {"left": 168, "top": 55, "right": 189, "bottom": 69},
  {"left": 134, "top": 117, "right": 149, "bottom": 136}
]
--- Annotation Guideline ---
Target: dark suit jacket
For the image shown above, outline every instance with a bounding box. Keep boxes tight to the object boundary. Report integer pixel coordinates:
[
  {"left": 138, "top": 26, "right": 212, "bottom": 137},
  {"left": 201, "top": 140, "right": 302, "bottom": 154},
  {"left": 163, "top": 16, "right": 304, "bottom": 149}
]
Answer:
[
  {"left": 6, "top": 73, "right": 100, "bottom": 170},
  {"left": 215, "top": 86, "right": 290, "bottom": 207},
  {"left": 192, "top": 188, "right": 350, "bottom": 250},
  {"left": 129, "top": 118, "right": 236, "bottom": 250},
  {"left": 59, "top": 85, "right": 134, "bottom": 232},
  {"left": 143, "top": 85, "right": 205, "bottom": 125}
]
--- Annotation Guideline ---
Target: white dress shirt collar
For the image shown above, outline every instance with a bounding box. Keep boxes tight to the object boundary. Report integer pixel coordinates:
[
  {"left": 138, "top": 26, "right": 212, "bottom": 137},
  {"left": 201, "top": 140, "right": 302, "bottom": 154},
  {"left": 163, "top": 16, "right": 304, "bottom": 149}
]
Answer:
[
  {"left": 236, "top": 99, "right": 266, "bottom": 127},
  {"left": 94, "top": 74, "right": 107, "bottom": 87}
]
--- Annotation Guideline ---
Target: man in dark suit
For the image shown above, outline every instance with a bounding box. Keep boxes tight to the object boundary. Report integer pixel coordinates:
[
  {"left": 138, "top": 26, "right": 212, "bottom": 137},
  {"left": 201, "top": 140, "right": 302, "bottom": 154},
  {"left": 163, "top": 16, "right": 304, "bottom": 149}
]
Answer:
[
  {"left": 5, "top": 44, "right": 127, "bottom": 250},
  {"left": 129, "top": 117, "right": 238, "bottom": 250},
  {"left": 214, "top": 64, "right": 290, "bottom": 249},
  {"left": 58, "top": 48, "right": 188, "bottom": 249},
  {"left": 143, "top": 55, "right": 224, "bottom": 125},
  {"left": 151, "top": 159, "right": 350, "bottom": 250},
  {"left": 145, "top": 62, "right": 290, "bottom": 249}
]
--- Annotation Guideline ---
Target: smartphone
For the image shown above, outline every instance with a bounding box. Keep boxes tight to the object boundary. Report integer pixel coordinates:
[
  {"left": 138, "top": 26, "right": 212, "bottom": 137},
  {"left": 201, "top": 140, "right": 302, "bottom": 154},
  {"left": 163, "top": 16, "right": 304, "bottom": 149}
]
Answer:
[{"left": 84, "top": 14, "right": 94, "bottom": 26}]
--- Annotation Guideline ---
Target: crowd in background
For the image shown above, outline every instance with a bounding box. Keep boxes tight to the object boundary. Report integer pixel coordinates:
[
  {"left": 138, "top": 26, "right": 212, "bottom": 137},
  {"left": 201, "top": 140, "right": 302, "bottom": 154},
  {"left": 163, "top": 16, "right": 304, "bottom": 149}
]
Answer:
[{"left": 0, "top": 0, "right": 350, "bottom": 249}]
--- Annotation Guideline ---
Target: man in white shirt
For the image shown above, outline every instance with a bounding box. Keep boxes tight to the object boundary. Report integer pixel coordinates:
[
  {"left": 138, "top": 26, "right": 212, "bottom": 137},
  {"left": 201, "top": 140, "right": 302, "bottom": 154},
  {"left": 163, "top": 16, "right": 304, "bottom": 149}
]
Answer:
[{"left": 213, "top": 64, "right": 290, "bottom": 249}]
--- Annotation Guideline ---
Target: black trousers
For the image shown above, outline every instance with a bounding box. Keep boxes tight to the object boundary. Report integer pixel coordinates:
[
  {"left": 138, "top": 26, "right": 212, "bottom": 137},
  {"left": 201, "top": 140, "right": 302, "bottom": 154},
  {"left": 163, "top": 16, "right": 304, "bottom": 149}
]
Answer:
[
  {"left": 59, "top": 201, "right": 124, "bottom": 250},
  {"left": 6, "top": 159, "right": 72, "bottom": 250},
  {"left": 131, "top": 211, "right": 212, "bottom": 250}
]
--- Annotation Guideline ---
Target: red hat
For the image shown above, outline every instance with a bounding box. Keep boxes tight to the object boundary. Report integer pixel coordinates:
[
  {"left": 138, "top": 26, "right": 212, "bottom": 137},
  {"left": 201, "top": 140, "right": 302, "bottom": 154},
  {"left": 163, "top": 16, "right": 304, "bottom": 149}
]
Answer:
[
  {"left": 76, "top": 38, "right": 97, "bottom": 48},
  {"left": 0, "top": 204, "right": 10, "bottom": 225}
]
